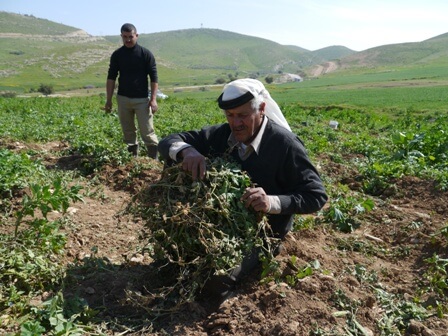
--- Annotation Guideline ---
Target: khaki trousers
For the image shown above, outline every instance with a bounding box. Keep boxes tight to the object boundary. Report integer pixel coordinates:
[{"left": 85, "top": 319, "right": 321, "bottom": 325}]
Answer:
[{"left": 116, "top": 95, "right": 158, "bottom": 147}]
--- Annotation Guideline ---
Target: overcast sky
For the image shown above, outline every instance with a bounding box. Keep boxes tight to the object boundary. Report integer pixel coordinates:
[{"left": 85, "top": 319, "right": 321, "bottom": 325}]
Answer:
[{"left": 2, "top": 0, "right": 447, "bottom": 51}]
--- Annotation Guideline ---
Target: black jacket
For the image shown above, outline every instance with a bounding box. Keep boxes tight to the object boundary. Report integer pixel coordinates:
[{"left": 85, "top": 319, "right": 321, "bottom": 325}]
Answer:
[
  {"left": 107, "top": 44, "right": 158, "bottom": 98},
  {"left": 158, "top": 120, "right": 328, "bottom": 237}
]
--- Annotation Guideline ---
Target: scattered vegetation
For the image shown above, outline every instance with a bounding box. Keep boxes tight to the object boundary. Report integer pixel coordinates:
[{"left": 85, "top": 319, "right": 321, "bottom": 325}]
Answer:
[{"left": 1, "top": 94, "right": 447, "bottom": 334}]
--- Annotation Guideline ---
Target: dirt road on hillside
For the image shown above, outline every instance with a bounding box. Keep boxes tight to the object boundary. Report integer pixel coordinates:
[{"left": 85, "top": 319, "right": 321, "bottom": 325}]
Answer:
[{"left": 310, "top": 61, "right": 338, "bottom": 77}]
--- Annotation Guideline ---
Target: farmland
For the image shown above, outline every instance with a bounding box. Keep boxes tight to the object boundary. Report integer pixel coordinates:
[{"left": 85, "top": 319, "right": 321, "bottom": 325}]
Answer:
[
  {"left": 1, "top": 10, "right": 448, "bottom": 335},
  {"left": 1, "top": 89, "right": 448, "bottom": 335}
]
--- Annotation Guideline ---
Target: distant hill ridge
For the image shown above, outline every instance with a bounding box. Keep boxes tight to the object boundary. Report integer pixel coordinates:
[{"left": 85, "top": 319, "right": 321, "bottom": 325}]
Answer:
[
  {"left": 1, "top": 11, "right": 447, "bottom": 92},
  {"left": 338, "top": 32, "right": 448, "bottom": 69},
  {"left": 0, "top": 11, "right": 79, "bottom": 35}
]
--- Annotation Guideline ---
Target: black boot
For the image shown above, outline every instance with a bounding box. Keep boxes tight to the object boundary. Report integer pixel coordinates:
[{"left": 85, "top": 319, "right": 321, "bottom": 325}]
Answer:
[
  {"left": 146, "top": 145, "right": 158, "bottom": 160},
  {"left": 200, "top": 248, "right": 261, "bottom": 307},
  {"left": 127, "top": 144, "right": 139, "bottom": 157},
  {"left": 228, "top": 247, "right": 261, "bottom": 281},
  {"left": 200, "top": 273, "right": 237, "bottom": 306}
]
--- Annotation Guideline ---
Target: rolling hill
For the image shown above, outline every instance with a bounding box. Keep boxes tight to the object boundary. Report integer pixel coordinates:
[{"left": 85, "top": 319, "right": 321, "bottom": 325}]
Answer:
[
  {"left": 1, "top": 11, "right": 447, "bottom": 93},
  {"left": 337, "top": 32, "right": 448, "bottom": 69}
]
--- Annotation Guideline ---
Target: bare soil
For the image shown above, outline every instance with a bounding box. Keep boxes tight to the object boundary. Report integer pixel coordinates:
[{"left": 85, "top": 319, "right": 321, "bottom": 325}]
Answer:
[
  {"left": 309, "top": 61, "right": 339, "bottom": 77},
  {"left": 5, "top": 141, "right": 448, "bottom": 335}
]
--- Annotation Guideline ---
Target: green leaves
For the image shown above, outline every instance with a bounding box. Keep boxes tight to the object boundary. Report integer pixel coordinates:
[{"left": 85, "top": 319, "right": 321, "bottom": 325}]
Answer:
[
  {"left": 0, "top": 149, "right": 46, "bottom": 197},
  {"left": 323, "top": 193, "right": 375, "bottom": 233},
  {"left": 15, "top": 178, "right": 83, "bottom": 235},
  {"left": 137, "top": 158, "right": 276, "bottom": 308},
  {"left": 1, "top": 177, "right": 83, "bottom": 333}
]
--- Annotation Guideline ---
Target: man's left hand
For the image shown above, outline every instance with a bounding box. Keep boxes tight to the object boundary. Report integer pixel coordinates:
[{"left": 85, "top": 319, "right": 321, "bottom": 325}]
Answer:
[{"left": 241, "top": 187, "right": 270, "bottom": 213}]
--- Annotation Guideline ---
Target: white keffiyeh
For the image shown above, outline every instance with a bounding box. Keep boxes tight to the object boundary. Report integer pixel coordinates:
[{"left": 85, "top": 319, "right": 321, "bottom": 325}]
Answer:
[{"left": 218, "top": 78, "right": 292, "bottom": 132}]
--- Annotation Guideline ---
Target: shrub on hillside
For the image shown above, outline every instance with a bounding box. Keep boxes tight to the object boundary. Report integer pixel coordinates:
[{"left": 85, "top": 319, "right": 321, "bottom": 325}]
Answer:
[
  {"left": 265, "top": 76, "right": 274, "bottom": 84},
  {"left": 38, "top": 84, "right": 54, "bottom": 96}
]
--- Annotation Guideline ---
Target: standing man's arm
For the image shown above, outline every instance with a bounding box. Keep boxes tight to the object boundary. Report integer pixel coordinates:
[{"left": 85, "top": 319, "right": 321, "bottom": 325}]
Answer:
[
  {"left": 147, "top": 48, "right": 159, "bottom": 114},
  {"left": 149, "top": 81, "right": 158, "bottom": 113},
  {"left": 104, "top": 79, "right": 115, "bottom": 112}
]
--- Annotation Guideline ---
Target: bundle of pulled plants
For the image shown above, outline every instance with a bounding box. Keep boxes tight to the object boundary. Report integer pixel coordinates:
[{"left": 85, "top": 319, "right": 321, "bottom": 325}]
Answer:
[{"left": 132, "top": 158, "right": 278, "bottom": 313}]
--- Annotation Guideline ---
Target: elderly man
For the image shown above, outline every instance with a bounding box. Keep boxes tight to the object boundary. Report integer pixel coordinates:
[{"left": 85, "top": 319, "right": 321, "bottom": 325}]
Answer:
[{"left": 158, "top": 78, "right": 327, "bottom": 301}]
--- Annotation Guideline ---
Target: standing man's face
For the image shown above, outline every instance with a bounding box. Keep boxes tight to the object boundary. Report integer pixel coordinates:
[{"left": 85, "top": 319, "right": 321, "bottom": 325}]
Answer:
[{"left": 121, "top": 31, "right": 138, "bottom": 48}]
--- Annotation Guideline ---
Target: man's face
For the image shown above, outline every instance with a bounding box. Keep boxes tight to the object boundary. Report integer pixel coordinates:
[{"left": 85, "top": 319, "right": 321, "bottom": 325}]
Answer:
[
  {"left": 225, "top": 101, "right": 265, "bottom": 145},
  {"left": 121, "top": 31, "right": 138, "bottom": 48}
]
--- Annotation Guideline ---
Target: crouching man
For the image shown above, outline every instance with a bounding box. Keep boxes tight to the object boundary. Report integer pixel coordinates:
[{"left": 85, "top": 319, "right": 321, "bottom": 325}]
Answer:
[{"left": 158, "top": 78, "right": 328, "bottom": 302}]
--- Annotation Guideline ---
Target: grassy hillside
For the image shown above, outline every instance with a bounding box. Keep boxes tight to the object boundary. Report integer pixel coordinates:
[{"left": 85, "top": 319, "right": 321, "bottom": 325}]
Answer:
[
  {"left": 0, "top": 11, "right": 78, "bottom": 35},
  {"left": 104, "top": 28, "right": 340, "bottom": 86},
  {"left": 120, "top": 29, "right": 324, "bottom": 72},
  {"left": 0, "top": 11, "right": 354, "bottom": 92},
  {"left": 311, "top": 45, "right": 355, "bottom": 62},
  {"left": 339, "top": 33, "right": 448, "bottom": 68},
  {"left": 0, "top": 13, "right": 116, "bottom": 92},
  {"left": 0, "top": 36, "right": 116, "bottom": 92},
  {"left": 1, "top": 10, "right": 448, "bottom": 104}
]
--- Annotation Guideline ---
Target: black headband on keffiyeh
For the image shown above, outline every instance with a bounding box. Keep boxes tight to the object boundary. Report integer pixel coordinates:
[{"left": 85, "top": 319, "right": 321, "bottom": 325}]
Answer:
[{"left": 217, "top": 91, "right": 254, "bottom": 109}]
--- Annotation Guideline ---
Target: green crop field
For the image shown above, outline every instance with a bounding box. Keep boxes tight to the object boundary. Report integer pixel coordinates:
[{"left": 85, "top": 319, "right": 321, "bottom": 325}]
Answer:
[
  {"left": 166, "top": 77, "right": 448, "bottom": 114},
  {"left": 1, "top": 11, "right": 448, "bottom": 335},
  {"left": 1, "top": 87, "right": 448, "bottom": 334}
]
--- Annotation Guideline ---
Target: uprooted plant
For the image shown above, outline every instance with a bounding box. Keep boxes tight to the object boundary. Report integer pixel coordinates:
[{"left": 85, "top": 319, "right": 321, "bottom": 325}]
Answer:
[{"left": 132, "top": 157, "right": 278, "bottom": 314}]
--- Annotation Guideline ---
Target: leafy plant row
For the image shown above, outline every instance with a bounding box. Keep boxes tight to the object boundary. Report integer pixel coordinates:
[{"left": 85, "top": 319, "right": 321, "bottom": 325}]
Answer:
[{"left": 1, "top": 95, "right": 448, "bottom": 334}]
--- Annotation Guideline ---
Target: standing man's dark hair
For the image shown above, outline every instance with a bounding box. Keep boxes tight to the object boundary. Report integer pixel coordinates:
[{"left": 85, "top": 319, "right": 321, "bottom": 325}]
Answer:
[
  {"left": 120, "top": 23, "right": 136, "bottom": 33},
  {"left": 104, "top": 23, "right": 160, "bottom": 158}
]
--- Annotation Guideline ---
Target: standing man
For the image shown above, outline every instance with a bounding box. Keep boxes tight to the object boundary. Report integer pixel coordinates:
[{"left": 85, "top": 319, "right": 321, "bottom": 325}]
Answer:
[{"left": 105, "top": 23, "right": 159, "bottom": 159}]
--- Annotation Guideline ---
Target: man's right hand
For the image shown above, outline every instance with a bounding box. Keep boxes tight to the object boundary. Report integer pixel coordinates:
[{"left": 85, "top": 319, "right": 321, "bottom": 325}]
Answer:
[
  {"left": 103, "top": 101, "right": 113, "bottom": 113},
  {"left": 180, "top": 147, "right": 206, "bottom": 180}
]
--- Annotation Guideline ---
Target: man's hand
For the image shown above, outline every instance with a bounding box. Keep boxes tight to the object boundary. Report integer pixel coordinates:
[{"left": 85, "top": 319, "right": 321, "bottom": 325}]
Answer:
[
  {"left": 102, "top": 101, "right": 113, "bottom": 113},
  {"left": 180, "top": 147, "right": 206, "bottom": 180},
  {"left": 241, "top": 187, "right": 270, "bottom": 213},
  {"left": 149, "top": 99, "right": 158, "bottom": 114}
]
